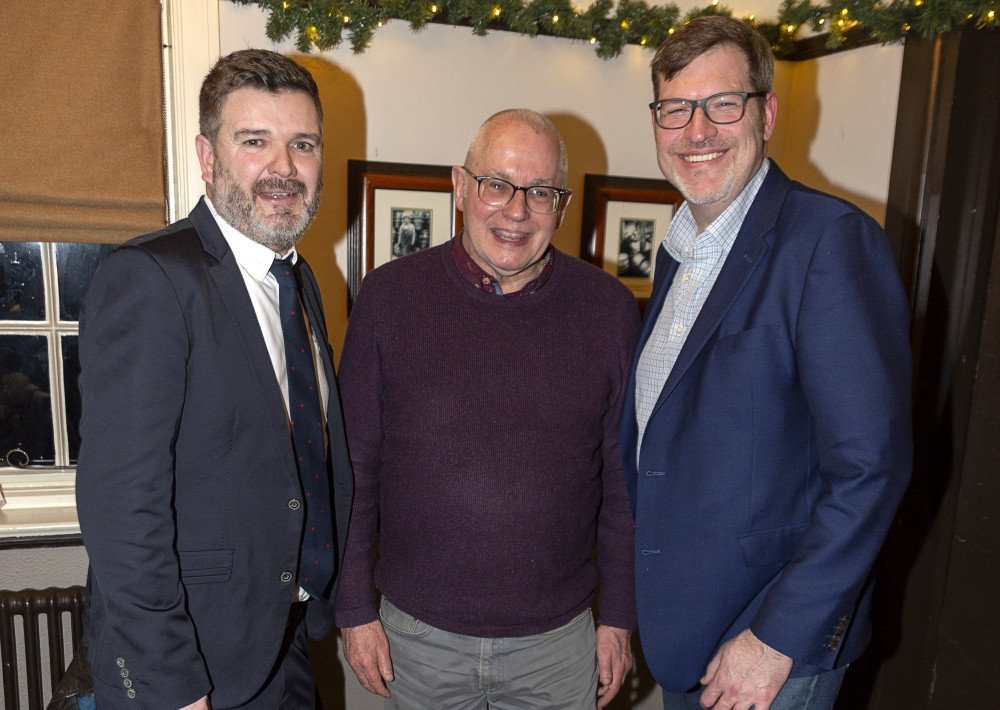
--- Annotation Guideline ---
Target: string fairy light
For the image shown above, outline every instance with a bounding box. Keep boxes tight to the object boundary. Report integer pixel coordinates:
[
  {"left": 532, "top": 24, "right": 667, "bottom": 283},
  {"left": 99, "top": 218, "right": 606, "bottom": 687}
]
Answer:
[{"left": 231, "top": 0, "right": 1000, "bottom": 60}]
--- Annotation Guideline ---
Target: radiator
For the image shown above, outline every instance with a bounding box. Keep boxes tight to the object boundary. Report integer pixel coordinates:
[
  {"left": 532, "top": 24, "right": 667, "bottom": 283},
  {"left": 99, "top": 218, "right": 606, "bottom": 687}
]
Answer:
[{"left": 0, "top": 586, "right": 85, "bottom": 710}]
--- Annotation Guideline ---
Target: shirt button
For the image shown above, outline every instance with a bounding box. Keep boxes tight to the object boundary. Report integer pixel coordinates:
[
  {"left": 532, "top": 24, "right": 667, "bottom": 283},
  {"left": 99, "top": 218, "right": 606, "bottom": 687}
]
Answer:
[
  {"left": 288, "top": 499, "right": 301, "bottom": 510},
  {"left": 683, "top": 274, "right": 691, "bottom": 282},
  {"left": 280, "top": 571, "right": 294, "bottom": 583},
  {"left": 674, "top": 326, "right": 683, "bottom": 334}
]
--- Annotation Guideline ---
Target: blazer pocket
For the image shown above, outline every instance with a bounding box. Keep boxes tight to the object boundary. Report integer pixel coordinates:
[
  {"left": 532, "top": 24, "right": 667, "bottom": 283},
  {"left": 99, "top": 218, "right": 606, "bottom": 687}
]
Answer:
[
  {"left": 711, "top": 324, "right": 780, "bottom": 358},
  {"left": 178, "top": 549, "right": 235, "bottom": 584},
  {"left": 738, "top": 524, "right": 808, "bottom": 567}
]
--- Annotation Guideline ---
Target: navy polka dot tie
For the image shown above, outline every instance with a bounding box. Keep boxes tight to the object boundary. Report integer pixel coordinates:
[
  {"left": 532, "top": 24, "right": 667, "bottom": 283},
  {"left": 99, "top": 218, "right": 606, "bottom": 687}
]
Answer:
[{"left": 269, "top": 257, "right": 334, "bottom": 598}]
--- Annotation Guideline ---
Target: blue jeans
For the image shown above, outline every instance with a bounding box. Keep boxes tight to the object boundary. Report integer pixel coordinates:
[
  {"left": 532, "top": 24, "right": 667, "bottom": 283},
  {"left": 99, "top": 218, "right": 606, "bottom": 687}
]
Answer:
[
  {"left": 662, "top": 665, "right": 847, "bottom": 710},
  {"left": 379, "top": 598, "right": 598, "bottom": 709}
]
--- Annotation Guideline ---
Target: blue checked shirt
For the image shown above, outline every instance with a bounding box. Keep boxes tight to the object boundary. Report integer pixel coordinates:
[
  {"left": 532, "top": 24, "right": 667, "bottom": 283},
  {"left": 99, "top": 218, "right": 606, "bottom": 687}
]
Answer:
[{"left": 635, "top": 160, "right": 770, "bottom": 457}]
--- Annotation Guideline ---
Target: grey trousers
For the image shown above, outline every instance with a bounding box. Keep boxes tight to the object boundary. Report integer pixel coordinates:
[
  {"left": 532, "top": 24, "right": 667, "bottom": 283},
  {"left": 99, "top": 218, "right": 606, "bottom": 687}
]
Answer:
[{"left": 379, "top": 598, "right": 599, "bottom": 710}]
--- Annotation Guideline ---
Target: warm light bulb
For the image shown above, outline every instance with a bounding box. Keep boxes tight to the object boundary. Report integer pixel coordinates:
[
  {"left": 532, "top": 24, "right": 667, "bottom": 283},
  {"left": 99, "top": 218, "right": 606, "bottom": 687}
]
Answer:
[
  {"left": 494, "top": 7, "right": 501, "bottom": 15},
  {"left": 668, "top": 27, "right": 675, "bottom": 33},
  {"left": 343, "top": 15, "right": 350, "bottom": 22},
  {"left": 640, "top": 36, "right": 647, "bottom": 44},
  {"left": 841, "top": 8, "right": 848, "bottom": 14},
  {"left": 552, "top": 14, "right": 559, "bottom": 22},
  {"left": 787, "top": 24, "right": 795, "bottom": 32},
  {"left": 621, "top": 20, "right": 629, "bottom": 28},
  {"left": 590, "top": 36, "right": 596, "bottom": 43},
  {"left": 818, "top": 17, "right": 825, "bottom": 23}
]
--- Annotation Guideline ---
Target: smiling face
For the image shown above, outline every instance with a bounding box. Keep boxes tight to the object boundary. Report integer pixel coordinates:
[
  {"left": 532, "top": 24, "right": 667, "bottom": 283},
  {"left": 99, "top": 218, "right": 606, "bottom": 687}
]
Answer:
[
  {"left": 653, "top": 44, "right": 776, "bottom": 231},
  {"left": 196, "top": 87, "right": 323, "bottom": 254},
  {"left": 452, "top": 116, "right": 570, "bottom": 293}
]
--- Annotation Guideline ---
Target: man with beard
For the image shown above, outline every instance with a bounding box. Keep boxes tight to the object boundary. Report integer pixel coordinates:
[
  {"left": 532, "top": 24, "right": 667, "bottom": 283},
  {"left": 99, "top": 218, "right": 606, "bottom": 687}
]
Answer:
[
  {"left": 76, "top": 49, "right": 353, "bottom": 710},
  {"left": 621, "top": 17, "right": 912, "bottom": 710}
]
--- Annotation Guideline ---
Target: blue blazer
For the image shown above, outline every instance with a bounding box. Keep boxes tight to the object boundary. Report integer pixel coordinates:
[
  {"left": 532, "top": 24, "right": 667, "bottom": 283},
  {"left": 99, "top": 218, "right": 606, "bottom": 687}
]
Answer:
[
  {"left": 621, "top": 162, "right": 912, "bottom": 692},
  {"left": 77, "top": 199, "right": 354, "bottom": 709}
]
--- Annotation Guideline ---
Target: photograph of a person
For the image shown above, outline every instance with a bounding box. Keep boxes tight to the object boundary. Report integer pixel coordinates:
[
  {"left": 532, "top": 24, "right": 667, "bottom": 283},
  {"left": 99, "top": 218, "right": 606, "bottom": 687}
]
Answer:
[
  {"left": 617, "top": 218, "right": 654, "bottom": 278},
  {"left": 391, "top": 208, "right": 432, "bottom": 258}
]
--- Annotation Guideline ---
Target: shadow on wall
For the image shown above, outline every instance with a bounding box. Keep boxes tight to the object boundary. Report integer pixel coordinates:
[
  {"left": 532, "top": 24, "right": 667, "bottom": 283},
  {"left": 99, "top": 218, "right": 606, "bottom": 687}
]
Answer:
[
  {"left": 770, "top": 60, "right": 888, "bottom": 225},
  {"left": 291, "top": 55, "right": 365, "bottom": 355},
  {"left": 548, "top": 113, "right": 610, "bottom": 261}
]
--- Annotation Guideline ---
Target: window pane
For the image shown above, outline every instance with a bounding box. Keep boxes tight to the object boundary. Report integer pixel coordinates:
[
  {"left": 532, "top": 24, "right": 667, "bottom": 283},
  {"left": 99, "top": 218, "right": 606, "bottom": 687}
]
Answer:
[
  {"left": 1, "top": 334, "right": 54, "bottom": 467},
  {"left": 56, "top": 243, "right": 116, "bottom": 321},
  {"left": 0, "top": 242, "right": 45, "bottom": 321},
  {"left": 62, "top": 335, "right": 82, "bottom": 464}
]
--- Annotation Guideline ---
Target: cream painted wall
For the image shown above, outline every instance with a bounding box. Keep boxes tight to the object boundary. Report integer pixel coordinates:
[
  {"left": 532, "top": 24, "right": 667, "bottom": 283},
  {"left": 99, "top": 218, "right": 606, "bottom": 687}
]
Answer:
[{"left": 219, "top": 2, "right": 903, "bottom": 351}]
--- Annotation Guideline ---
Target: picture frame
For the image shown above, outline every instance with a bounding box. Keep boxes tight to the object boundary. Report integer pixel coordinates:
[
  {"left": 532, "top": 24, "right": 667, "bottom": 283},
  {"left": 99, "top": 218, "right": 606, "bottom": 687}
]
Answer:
[
  {"left": 346, "top": 160, "right": 463, "bottom": 308},
  {"left": 579, "top": 174, "right": 684, "bottom": 307}
]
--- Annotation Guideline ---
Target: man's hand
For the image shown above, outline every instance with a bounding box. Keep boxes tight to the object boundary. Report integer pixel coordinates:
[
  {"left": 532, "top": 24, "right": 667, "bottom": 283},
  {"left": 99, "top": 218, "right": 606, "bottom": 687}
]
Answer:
[
  {"left": 342, "top": 620, "right": 394, "bottom": 698},
  {"left": 179, "top": 696, "right": 210, "bottom": 710},
  {"left": 698, "top": 629, "right": 792, "bottom": 710},
  {"left": 596, "top": 625, "right": 633, "bottom": 708}
]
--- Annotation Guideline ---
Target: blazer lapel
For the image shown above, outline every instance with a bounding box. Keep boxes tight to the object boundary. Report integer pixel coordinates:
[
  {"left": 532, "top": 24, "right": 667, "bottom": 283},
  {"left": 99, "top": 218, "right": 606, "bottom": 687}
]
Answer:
[
  {"left": 189, "top": 199, "right": 298, "bottom": 472},
  {"left": 647, "top": 163, "right": 793, "bottom": 420}
]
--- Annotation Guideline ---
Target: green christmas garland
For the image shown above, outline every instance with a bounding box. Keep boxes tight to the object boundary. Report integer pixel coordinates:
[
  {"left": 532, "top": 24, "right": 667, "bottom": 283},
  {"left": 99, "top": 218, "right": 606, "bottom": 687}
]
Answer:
[{"left": 229, "top": 0, "right": 997, "bottom": 59}]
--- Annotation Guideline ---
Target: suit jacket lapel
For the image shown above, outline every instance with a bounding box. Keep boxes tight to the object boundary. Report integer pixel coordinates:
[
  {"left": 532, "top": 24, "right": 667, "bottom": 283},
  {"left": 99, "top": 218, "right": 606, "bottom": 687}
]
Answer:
[
  {"left": 647, "top": 163, "right": 793, "bottom": 420},
  {"left": 189, "top": 199, "right": 298, "bottom": 471}
]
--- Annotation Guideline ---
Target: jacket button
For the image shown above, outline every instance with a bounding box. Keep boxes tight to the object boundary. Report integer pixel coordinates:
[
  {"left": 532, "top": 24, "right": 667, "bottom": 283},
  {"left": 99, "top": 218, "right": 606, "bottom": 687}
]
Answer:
[
  {"left": 280, "top": 571, "right": 294, "bottom": 583},
  {"left": 121, "top": 669, "right": 129, "bottom": 678},
  {"left": 116, "top": 658, "right": 125, "bottom": 668},
  {"left": 127, "top": 689, "right": 136, "bottom": 699},
  {"left": 288, "top": 499, "right": 301, "bottom": 510}
]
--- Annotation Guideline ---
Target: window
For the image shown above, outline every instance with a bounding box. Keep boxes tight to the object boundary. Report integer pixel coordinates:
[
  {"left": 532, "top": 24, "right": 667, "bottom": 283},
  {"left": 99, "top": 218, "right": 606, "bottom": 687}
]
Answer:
[{"left": 0, "top": 241, "right": 113, "bottom": 536}]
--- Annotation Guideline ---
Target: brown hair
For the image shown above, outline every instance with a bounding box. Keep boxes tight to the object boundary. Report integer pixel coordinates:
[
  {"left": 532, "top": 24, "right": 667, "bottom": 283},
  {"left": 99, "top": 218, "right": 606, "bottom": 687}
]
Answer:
[
  {"left": 199, "top": 49, "right": 322, "bottom": 144},
  {"left": 650, "top": 16, "right": 774, "bottom": 99}
]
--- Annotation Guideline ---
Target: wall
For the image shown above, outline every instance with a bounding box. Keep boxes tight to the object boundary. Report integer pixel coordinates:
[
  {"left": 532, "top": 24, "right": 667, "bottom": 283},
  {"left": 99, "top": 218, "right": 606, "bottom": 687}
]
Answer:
[{"left": 218, "top": 3, "right": 904, "bottom": 351}]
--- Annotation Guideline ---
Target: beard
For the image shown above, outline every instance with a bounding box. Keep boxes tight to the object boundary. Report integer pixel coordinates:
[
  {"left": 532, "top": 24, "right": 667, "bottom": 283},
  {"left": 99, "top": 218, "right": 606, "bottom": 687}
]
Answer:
[{"left": 210, "top": 159, "right": 321, "bottom": 253}]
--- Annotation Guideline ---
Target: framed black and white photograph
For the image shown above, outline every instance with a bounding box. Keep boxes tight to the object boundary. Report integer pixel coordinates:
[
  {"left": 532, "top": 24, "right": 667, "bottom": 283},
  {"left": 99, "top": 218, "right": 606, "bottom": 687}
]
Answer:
[
  {"left": 580, "top": 174, "right": 684, "bottom": 307},
  {"left": 347, "top": 160, "right": 463, "bottom": 307}
]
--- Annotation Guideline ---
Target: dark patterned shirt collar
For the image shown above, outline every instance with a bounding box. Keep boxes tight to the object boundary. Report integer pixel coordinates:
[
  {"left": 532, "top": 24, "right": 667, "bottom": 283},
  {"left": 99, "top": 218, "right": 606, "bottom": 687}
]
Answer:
[{"left": 451, "top": 233, "right": 554, "bottom": 296}]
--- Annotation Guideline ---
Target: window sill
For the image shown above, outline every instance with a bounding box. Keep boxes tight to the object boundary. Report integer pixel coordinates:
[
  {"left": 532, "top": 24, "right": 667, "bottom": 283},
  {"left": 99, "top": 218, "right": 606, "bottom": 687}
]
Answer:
[{"left": 0, "top": 470, "right": 80, "bottom": 540}]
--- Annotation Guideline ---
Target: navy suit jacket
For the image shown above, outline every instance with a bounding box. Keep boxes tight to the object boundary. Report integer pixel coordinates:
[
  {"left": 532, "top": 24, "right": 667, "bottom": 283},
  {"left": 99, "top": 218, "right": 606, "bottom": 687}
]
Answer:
[
  {"left": 621, "top": 162, "right": 912, "bottom": 691},
  {"left": 76, "top": 199, "right": 353, "bottom": 709}
]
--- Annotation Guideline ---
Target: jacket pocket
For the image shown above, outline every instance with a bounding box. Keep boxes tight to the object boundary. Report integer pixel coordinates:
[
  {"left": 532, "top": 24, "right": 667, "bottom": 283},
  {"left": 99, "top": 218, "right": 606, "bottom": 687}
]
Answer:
[
  {"left": 178, "top": 549, "right": 234, "bottom": 584},
  {"left": 711, "top": 324, "right": 780, "bottom": 358},
  {"left": 738, "top": 524, "right": 807, "bottom": 567}
]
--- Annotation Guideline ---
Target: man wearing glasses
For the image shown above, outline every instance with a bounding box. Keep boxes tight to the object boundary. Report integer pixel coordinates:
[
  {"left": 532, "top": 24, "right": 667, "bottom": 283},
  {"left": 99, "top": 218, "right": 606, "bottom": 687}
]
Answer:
[
  {"left": 620, "top": 16, "right": 913, "bottom": 710},
  {"left": 333, "top": 109, "right": 639, "bottom": 708}
]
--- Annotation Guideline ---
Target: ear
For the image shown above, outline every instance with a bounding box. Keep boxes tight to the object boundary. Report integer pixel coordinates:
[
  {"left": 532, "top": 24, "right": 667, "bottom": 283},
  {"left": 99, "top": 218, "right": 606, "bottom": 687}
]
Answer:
[
  {"left": 195, "top": 134, "right": 215, "bottom": 185},
  {"left": 451, "top": 165, "right": 467, "bottom": 213},
  {"left": 554, "top": 190, "right": 573, "bottom": 229},
  {"left": 762, "top": 92, "right": 778, "bottom": 142}
]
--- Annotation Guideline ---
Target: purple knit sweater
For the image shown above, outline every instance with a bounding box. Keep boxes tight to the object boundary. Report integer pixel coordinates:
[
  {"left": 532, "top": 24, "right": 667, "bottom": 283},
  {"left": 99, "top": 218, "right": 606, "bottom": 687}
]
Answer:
[{"left": 334, "top": 240, "right": 640, "bottom": 637}]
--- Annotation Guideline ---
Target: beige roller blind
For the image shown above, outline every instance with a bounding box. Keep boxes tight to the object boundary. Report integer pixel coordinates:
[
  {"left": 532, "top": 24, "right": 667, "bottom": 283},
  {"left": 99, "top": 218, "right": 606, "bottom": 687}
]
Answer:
[{"left": 0, "top": 3, "right": 167, "bottom": 244}]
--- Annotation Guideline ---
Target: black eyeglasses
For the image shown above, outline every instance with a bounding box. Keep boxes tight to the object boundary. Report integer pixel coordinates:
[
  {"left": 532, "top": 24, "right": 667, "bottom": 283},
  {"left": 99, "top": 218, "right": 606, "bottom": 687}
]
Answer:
[
  {"left": 649, "top": 91, "right": 768, "bottom": 130},
  {"left": 462, "top": 167, "right": 568, "bottom": 214}
]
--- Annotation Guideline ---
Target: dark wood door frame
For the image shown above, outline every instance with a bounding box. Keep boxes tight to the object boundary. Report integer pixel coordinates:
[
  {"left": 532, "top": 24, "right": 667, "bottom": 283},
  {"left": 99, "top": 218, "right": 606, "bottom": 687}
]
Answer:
[{"left": 836, "top": 26, "right": 1000, "bottom": 710}]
